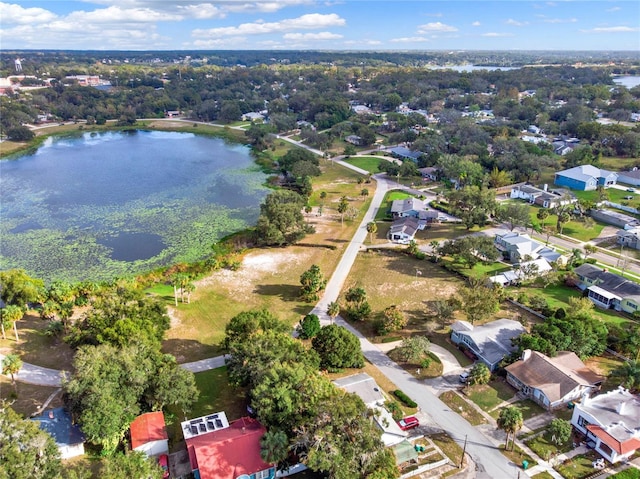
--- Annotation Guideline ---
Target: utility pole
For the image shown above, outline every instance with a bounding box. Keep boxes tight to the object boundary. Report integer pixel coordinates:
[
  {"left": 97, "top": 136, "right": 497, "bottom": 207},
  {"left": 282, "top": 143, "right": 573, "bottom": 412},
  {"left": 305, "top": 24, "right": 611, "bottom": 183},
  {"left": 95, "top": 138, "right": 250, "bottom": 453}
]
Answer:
[{"left": 460, "top": 434, "right": 467, "bottom": 468}]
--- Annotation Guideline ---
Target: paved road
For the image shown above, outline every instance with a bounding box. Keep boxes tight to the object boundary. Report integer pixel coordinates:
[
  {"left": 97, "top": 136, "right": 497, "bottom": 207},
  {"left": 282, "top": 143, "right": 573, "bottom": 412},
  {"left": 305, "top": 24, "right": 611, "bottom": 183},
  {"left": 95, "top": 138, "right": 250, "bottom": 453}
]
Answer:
[{"left": 0, "top": 353, "right": 64, "bottom": 387}]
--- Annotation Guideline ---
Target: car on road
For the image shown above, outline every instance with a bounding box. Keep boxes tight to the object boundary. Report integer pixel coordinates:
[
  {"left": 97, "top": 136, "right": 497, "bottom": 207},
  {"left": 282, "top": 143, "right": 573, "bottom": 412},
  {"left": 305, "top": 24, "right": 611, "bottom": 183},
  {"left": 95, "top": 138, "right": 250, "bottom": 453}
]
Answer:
[
  {"left": 459, "top": 371, "right": 470, "bottom": 383},
  {"left": 397, "top": 416, "right": 419, "bottom": 431},
  {"left": 627, "top": 188, "right": 636, "bottom": 192},
  {"left": 158, "top": 454, "right": 169, "bottom": 479}
]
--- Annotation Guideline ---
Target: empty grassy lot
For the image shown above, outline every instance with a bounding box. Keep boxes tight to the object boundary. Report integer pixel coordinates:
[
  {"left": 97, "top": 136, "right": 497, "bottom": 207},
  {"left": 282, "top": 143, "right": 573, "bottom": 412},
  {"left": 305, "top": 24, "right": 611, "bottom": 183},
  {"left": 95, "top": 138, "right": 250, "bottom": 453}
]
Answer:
[
  {"left": 343, "top": 156, "right": 386, "bottom": 173},
  {"left": 439, "top": 390, "right": 487, "bottom": 426},
  {"left": 163, "top": 163, "right": 374, "bottom": 362},
  {"left": 464, "top": 379, "right": 516, "bottom": 413}
]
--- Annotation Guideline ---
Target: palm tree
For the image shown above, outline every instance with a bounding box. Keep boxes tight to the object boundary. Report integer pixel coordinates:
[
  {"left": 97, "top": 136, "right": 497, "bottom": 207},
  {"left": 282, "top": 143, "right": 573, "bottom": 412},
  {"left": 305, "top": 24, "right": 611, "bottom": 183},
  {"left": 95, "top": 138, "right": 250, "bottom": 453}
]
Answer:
[
  {"left": 536, "top": 208, "right": 549, "bottom": 228},
  {"left": 361, "top": 188, "right": 369, "bottom": 200},
  {"left": 429, "top": 240, "right": 441, "bottom": 262},
  {"left": 1, "top": 305, "right": 24, "bottom": 342},
  {"left": 337, "top": 196, "right": 349, "bottom": 225},
  {"left": 613, "top": 360, "right": 640, "bottom": 391},
  {"left": 366, "top": 222, "right": 377, "bottom": 243},
  {"left": 2, "top": 353, "right": 23, "bottom": 388},
  {"left": 327, "top": 301, "right": 340, "bottom": 324},
  {"left": 260, "top": 429, "right": 289, "bottom": 468},
  {"left": 497, "top": 406, "right": 523, "bottom": 451}
]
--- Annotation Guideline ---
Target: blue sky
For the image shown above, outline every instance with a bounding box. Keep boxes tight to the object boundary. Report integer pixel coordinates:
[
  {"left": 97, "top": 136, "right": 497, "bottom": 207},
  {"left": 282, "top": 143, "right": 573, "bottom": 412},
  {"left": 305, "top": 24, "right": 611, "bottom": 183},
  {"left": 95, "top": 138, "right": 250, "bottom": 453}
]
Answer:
[{"left": 1, "top": 1, "right": 638, "bottom": 51}]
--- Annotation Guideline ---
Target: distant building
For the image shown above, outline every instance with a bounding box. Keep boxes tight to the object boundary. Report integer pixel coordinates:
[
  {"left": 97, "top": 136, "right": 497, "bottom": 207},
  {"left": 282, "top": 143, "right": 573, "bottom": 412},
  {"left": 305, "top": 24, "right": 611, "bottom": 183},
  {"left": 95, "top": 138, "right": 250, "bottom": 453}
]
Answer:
[
  {"left": 64, "top": 75, "right": 101, "bottom": 87},
  {"left": 573, "top": 263, "right": 640, "bottom": 313},
  {"left": 345, "top": 135, "right": 362, "bottom": 146},
  {"left": 616, "top": 168, "right": 640, "bottom": 187},
  {"left": 388, "top": 146, "right": 422, "bottom": 162}
]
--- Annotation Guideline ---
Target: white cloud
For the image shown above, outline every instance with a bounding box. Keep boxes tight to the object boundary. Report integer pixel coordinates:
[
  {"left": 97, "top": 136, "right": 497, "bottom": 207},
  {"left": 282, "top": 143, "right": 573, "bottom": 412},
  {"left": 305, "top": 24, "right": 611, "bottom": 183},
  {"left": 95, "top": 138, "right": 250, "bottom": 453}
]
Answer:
[
  {"left": 481, "top": 32, "right": 514, "bottom": 37},
  {"left": 283, "top": 31, "right": 342, "bottom": 40},
  {"left": 606, "top": 6, "right": 621, "bottom": 12},
  {"left": 66, "top": 5, "right": 183, "bottom": 23},
  {"left": 546, "top": 2, "right": 557, "bottom": 6},
  {"left": 506, "top": 19, "right": 528, "bottom": 27},
  {"left": 81, "top": 0, "right": 311, "bottom": 15},
  {"left": 417, "top": 22, "right": 458, "bottom": 33},
  {"left": 0, "top": 2, "right": 57, "bottom": 24},
  {"left": 544, "top": 17, "right": 578, "bottom": 24},
  {"left": 390, "top": 36, "right": 430, "bottom": 43},
  {"left": 472, "top": 21, "right": 481, "bottom": 27},
  {"left": 343, "top": 39, "right": 381, "bottom": 46},
  {"left": 581, "top": 25, "right": 640, "bottom": 33},
  {"left": 192, "top": 13, "right": 346, "bottom": 38}
]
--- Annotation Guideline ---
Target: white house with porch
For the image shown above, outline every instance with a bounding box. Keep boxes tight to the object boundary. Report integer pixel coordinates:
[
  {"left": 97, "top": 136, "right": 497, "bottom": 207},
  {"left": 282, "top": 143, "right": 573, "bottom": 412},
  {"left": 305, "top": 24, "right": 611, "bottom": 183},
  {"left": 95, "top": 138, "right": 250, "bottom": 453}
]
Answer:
[{"left": 571, "top": 387, "right": 640, "bottom": 463}]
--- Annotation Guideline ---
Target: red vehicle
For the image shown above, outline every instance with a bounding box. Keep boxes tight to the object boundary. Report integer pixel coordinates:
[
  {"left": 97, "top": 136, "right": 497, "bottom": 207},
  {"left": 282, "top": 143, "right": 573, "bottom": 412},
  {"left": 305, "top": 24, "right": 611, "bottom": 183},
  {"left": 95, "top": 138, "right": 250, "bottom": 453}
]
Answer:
[
  {"left": 158, "top": 454, "right": 169, "bottom": 479},
  {"left": 397, "top": 416, "right": 419, "bottom": 431}
]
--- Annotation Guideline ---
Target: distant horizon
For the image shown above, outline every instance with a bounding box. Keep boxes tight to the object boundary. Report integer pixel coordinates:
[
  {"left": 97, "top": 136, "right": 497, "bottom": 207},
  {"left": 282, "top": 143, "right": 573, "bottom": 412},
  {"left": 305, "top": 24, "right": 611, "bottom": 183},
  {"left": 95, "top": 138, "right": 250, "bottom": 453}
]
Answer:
[{"left": 1, "top": 1, "right": 639, "bottom": 52}]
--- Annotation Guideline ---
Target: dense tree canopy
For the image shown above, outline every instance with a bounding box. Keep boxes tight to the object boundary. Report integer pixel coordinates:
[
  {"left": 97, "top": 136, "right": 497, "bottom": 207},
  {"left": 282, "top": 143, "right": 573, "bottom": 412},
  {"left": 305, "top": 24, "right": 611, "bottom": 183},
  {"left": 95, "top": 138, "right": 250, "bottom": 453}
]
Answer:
[
  {"left": 0, "top": 404, "right": 61, "bottom": 479},
  {"left": 312, "top": 324, "right": 365, "bottom": 372},
  {"left": 255, "top": 190, "right": 311, "bottom": 246}
]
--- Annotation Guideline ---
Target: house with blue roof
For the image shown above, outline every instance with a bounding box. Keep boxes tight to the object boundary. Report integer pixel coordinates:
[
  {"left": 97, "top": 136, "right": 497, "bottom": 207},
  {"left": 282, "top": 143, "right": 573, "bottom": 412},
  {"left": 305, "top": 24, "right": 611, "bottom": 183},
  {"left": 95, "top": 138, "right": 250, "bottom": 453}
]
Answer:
[
  {"left": 31, "top": 407, "right": 85, "bottom": 459},
  {"left": 389, "top": 146, "right": 422, "bottom": 163},
  {"left": 554, "top": 165, "right": 618, "bottom": 191}
]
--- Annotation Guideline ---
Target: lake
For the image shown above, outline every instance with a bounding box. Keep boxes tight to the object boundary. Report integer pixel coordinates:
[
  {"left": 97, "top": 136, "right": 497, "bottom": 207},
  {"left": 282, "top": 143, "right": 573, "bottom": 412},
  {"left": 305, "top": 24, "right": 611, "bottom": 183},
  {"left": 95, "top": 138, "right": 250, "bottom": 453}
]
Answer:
[
  {"left": 613, "top": 76, "right": 640, "bottom": 89},
  {"left": 0, "top": 130, "right": 269, "bottom": 282}
]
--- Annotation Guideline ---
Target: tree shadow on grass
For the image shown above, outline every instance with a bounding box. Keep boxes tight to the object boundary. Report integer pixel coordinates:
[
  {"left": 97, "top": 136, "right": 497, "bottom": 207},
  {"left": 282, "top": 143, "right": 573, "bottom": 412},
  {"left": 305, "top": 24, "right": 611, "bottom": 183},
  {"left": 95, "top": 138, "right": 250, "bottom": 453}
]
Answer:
[
  {"left": 252, "top": 283, "right": 300, "bottom": 301},
  {"left": 161, "top": 338, "right": 222, "bottom": 363}
]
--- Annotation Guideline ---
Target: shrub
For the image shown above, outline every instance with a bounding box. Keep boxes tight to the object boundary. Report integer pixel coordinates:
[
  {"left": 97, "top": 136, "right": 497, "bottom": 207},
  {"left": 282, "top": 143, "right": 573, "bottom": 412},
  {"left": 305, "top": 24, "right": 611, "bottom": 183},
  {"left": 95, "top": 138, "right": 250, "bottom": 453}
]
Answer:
[
  {"left": 296, "top": 314, "right": 321, "bottom": 339},
  {"left": 386, "top": 401, "right": 403, "bottom": 421},
  {"left": 555, "top": 307, "right": 567, "bottom": 319},
  {"left": 517, "top": 292, "right": 529, "bottom": 305},
  {"left": 393, "top": 390, "right": 417, "bottom": 408},
  {"left": 420, "top": 357, "right": 432, "bottom": 368}
]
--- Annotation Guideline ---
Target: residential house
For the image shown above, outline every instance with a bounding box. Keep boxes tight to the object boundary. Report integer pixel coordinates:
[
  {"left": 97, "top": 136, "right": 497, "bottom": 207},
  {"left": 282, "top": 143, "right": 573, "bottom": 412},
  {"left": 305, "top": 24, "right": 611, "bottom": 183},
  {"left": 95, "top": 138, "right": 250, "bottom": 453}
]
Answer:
[
  {"left": 505, "top": 350, "right": 602, "bottom": 410},
  {"left": 241, "top": 111, "right": 266, "bottom": 122},
  {"left": 390, "top": 198, "right": 427, "bottom": 218},
  {"left": 571, "top": 386, "right": 640, "bottom": 463},
  {"left": 450, "top": 319, "right": 526, "bottom": 371},
  {"left": 494, "top": 232, "right": 563, "bottom": 264},
  {"left": 345, "top": 135, "right": 362, "bottom": 146},
  {"left": 418, "top": 167, "right": 438, "bottom": 181},
  {"left": 509, "top": 184, "right": 576, "bottom": 209},
  {"left": 352, "top": 104, "right": 372, "bottom": 115},
  {"left": 617, "top": 227, "right": 640, "bottom": 250},
  {"left": 554, "top": 165, "right": 618, "bottom": 191},
  {"left": 333, "top": 373, "right": 409, "bottom": 448},
  {"left": 631, "top": 112, "right": 640, "bottom": 122},
  {"left": 165, "top": 110, "right": 181, "bottom": 118},
  {"left": 388, "top": 146, "right": 422, "bottom": 163},
  {"left": 332, "top": 374, "right": 419, "bottom": 467},
  {"left": 130, "top": 411, "right": 169, "bottom": 457},
  {"left": 182, "top": 412, "right": 275, "bottom": 479},
  {"left": 387, "top": 217, "right": 420, "bottom": 244},
  {"left": 527, "top": 125, "right": 542, "bottom": 135},
  {"left": 30, "top": 408, "right": 85, "bottom": 459},
  {"left": 573, "top": 263, "right": 640, "bottom": 313},
  {"left": 616, "top": 168, "right": 640, "bottom": 187},
  {"left": 488, "top": 258, "right": 553, "bottom": 287},
  {"left": 552, "top": 136, "right": 580, "bottom": 156},
  {"left": 591, "top": 209, "right": 640, "bottom": 230}
]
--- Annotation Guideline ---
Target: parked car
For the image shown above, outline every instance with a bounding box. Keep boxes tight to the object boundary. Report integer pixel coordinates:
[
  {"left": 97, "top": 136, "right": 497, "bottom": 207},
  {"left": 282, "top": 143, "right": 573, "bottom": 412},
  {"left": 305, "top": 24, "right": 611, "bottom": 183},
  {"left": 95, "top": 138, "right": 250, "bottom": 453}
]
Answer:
[
  {"left": 627, "top": 188, "right": 635, "bottom": 192},
  {"left": 459, "top": 371, "right": 470, "bottom": 384},
  {"left": 397, "top": 416, "right": 419, "bottom": 431},
  {"left": 158, "top": 454, "right": 169, "bottom": 479}
]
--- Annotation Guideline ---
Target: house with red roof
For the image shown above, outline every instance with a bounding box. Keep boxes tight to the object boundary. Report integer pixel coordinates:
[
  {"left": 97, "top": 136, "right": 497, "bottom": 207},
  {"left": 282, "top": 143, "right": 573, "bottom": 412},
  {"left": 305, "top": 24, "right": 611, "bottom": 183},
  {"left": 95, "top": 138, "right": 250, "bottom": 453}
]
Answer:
[
  {"left": 182, "top": 412, "right": 275, "bottom": 479},
  {"left": 571, "top": 386, "right": 640, "bottom": 463},
  {"left": 130, "top": 411, "right": 169, "bottom": 457}
]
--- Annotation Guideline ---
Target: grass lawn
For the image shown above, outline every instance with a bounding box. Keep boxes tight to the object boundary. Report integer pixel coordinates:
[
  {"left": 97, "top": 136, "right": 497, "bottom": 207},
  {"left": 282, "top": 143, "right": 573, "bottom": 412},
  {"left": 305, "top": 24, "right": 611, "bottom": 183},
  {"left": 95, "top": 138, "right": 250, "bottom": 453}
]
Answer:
[
  {"left": 430, "top": 432, "right": 465, "bottom": 465},
  {"left": 343, "top": 156, "right": 384, "bottom": 174},
  {"left": 0, "top": 377, "right": 63, "bottom": 417},
  {"left": 0, "top": 312, "right": 76, "bottom": 371},
  {"left": 555, "top": 451, "right": 602, "bottom": 479},
  {"left": 513, "top": 283, "right": 633, "bottom": 327},
  {"left": 584, "top": 353, "right": 626, "bottom": 392},
  {"left": 609, "top": 469, "right": 640, "bottom": 479},
  {"left": 387, "top": 349, "right": 444, "bottom": 379},
  {"left": 529, "top": 205, "right": 605, "bottom": 242},
  {"left": 526, "top": 433, "right": 573, "bottom": 461},
  {"left": 500, "top": 444, "right": 538, "bottom": 470},
  {"left": 464, "top": 379, "right": 516, "bottom": 413},
  {"left": 490, "top": 399, "right": 546, "bottom": 421},
  {"left": 599, "top": 156, "right": 639, "bottom": 172},
  {"left": 374, "top": 189, "right": 414, "bottom": 221},
  {"left": 532, "top": 472, "right": 557, "bottom": 479},
  {"left": 439, "top": 390, "right": 487, "bottom": 426}
]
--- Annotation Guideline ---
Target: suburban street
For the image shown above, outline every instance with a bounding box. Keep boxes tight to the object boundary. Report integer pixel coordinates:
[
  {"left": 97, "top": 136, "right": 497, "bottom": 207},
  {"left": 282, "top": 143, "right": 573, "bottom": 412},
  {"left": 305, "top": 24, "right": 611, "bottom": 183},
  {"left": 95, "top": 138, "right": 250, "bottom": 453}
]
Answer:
[{"left": 5, "top": 133, "right": 634, "bottom": 478}]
